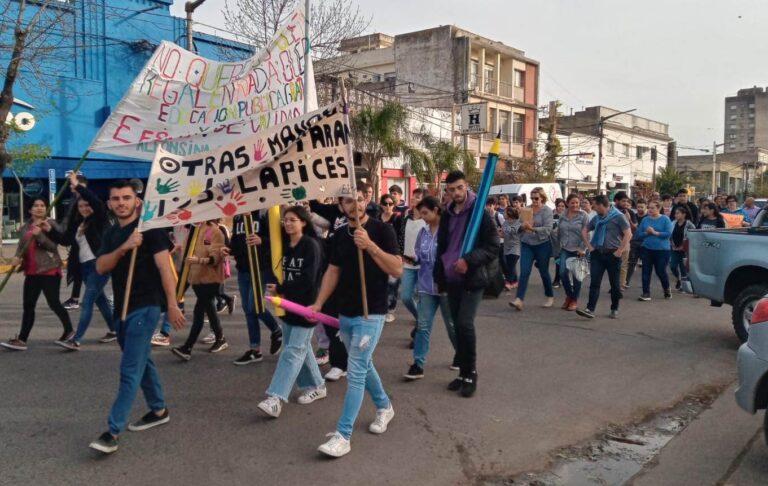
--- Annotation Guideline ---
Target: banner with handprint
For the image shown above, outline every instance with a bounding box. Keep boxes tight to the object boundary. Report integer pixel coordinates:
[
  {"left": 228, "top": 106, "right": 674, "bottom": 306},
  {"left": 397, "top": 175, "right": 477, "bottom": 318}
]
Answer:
[
  {"left": 139, "top": 103, "right": 352, "bottom": 231},
  {"left": 89, "top": 7, "right": 316, "bottom": 159}
]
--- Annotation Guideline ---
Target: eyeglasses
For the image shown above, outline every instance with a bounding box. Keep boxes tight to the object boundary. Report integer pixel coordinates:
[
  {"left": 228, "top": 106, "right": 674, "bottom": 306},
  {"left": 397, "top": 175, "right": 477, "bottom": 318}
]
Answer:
[{"left": 530, "top": 197, "right": 540, "bottom": 201}]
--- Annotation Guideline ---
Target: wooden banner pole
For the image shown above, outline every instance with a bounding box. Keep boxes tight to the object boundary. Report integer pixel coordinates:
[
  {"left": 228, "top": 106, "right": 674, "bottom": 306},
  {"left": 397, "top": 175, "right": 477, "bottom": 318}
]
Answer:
[
  {"left": 339, "top": 79, "right": 368, "bottom": 318},
  {"left": 244, "top": 212, "right": 266, "bottom": 314},
  {"left": 120, "top": 239, "right": 139, "bottom": 321}
]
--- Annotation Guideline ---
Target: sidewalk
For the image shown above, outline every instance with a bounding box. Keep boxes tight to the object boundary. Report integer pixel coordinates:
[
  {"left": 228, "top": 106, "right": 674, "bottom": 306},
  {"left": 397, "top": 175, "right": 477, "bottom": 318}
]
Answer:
[{"left": 631, "top": 382, "right": 762, "bottom": 485}]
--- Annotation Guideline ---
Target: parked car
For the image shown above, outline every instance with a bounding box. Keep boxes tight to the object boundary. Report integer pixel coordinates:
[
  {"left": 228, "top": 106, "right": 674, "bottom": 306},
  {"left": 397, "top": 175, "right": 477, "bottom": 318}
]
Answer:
[
  {"left": 736, "top": 297, "right": 768, "bottom": 444},
  {"left": 684, "top": 213, "right": 768, "bottom": 342}
]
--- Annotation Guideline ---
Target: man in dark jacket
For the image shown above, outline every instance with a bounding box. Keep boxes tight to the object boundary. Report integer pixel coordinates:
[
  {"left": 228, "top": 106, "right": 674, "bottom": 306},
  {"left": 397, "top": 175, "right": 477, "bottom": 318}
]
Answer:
[
  {"left": 434, "top": 170, "right": 500, "bottom": 398},
  {"left": 672, "top": 188, "right": 698, "bottom": 223}
]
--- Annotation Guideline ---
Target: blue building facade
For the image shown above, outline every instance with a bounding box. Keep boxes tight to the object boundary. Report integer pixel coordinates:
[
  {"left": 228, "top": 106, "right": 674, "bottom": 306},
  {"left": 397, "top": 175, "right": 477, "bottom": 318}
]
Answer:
[{"left": 2, "top": 0, "right": 251, "bottom": 237}]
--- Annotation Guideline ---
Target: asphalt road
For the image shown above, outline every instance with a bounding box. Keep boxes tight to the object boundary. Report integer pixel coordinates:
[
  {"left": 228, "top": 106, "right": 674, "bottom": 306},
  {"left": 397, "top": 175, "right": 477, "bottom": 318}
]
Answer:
[{"left": 0, "top": 270, "right": 741, "bottom": 485}]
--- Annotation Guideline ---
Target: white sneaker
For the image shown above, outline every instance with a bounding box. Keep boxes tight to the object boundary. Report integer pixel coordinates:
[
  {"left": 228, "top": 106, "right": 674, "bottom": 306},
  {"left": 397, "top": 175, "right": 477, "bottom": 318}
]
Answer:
[
  {"left": 324, "top": 367, "right": 347, "bottom": 382},
  {"left": 369, "top": 404, "right": 395, "bottom": 434},
  {"left": 257, "top": 396, "right": 282, "bottom": 418},
  {"left": 542, "top": 297, "right": 554, "bottom": 308},
  {"left": 151, "top": 333, "right": 170, "bottom": 347},
  {"left": 385, "top": 313, "right": 396, "bottom": 323},
  {"left": 201, "top": 332, "right": 216, "bottom": 344},
  {"left": 297, "top": 385, "right": 327, "bottom": 405},
  {"left": 317, "top": 432, "right": 351, "bottom": 458}
]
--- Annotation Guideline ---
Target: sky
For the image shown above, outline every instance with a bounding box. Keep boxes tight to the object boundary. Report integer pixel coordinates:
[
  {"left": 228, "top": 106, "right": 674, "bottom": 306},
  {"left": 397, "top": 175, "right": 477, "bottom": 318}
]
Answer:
[{"left": 171, "top": 0, "right": 768, "bottom": 155}]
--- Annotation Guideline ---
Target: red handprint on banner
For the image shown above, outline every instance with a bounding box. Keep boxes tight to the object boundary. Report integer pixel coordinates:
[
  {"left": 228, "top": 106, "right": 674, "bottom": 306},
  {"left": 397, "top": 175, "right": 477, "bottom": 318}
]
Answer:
[
  {"left": 166, "top": 208, "right": 193, "bottom": 224},
  {"left": 253, "top": 139, "right": 266, "bottom": 162},
  {"left": 215, "top": 191, "right": 246, "bottom": 217}
]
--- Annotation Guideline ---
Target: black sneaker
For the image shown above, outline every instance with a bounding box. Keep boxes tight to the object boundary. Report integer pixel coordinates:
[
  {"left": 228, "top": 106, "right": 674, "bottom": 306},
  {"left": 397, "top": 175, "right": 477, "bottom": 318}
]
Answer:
[
  {"left": 450, "top": 355, "right": 460, "bottom": 371},
  {"left": 675, "top": 280, "right": 682, "bottom": 291},
  {"left": 404, "top": 364, "right": 424, "bottom": 380},
  {"left": 226, "top": 296, "right": 237, "bottom": 315},
  {"left": 638, "top": 294, "right": 651, "bottom": 301},
  {"left": 127, "top": 409, "right": 169, "bottom": 432},
  {"left": 552, "top": 282, "right": 561, "bottom": 289},
  {"left": 209, "top": 338, "right": 228, "bottom": 353},
  {"left": 576, "top": 308, "right": 595, "bottom": 319},
  {"left": 56, "top": 338, "right": 80, "bottom": 351},
  {"left": 447, "top": 377, "right": 464, "bottom": 391},
  {"left": 216, "top": 301, "right": 227, "bottom": 314},
  {"left": 99, "top": 332, "right": 117, "bottom": 343},
  {"left": 89, "top": 432, "right": 118, "bottom": 454},
  {"left": 664, "top": 289, "right": 672, "bottom": 300},
  {"left": 233, "top": 350, "right": 263, "bottom": 365},
  {"left": 460, "top": 373, "right": 478, "bottom": 398},
  {"left": 270, "top": 330, "right": 283, "bottom": 355},
  {"left": 171, "top": 346, "right": 192, "bottom": 361},
  {"left": 63, "top": 298, "right": 80, "bottom": 311}
]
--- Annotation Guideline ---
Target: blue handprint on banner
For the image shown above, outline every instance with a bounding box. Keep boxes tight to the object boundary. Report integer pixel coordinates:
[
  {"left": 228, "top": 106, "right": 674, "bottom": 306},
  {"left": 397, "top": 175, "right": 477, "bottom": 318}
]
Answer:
[
  {"left": 142, "top": 201, "right": 158, "bottom": 223},
  {"left": 217, "top": 179, "right": 234, "bottom": 194}
]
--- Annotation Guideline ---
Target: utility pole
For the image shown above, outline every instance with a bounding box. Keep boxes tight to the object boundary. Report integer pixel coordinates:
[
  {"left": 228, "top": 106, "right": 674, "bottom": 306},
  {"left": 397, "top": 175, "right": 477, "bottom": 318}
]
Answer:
[
  {"left": 185, "top": 0, "right": 208, "bottom": 52},
  {"left": 711, "top": 141, "right": 717, "bottom": 196},
  {"left": 546, "top": 100, "right": 558, "bottom": 179},
  {"left": 597, "top": 108, "right": 636, "bottom": 194}
]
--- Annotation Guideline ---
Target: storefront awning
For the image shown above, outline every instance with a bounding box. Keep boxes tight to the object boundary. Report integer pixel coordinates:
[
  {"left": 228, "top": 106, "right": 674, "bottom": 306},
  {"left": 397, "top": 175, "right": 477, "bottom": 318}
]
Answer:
[{"left": 3, "top": 159, "right": 151, "bottom": 180}]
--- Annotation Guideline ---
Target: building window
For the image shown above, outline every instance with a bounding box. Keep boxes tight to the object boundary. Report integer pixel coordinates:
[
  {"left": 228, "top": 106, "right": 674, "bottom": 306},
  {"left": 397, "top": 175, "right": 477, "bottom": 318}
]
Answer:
[
  {"left": 636, "top": 146, "right": 645, "bottom": 160},
  {"left": 749, "top": 113, "right": 755, "bottom": 118},
  {"left": 730, "top": 124, "right": 738, "bottom": 129},
  {"left": 730, "top": 115, "right": 738, "bottom": 120},
  {"left": 512, "top": 113, "right": 524, "bottom": 144},
  {"left": 730, "top": 105, "right": 738, "bottom": 110},
  {"left": 607, "top": 140, "right": 615, "bottom": 155},
  {"left": 484, "top": 64, "right": 495, "bottom": 93},
  {"left": 470, "top": 61, "right": 479, "bottom": 88},
  {"left": 499, "top": 110, "right": 510, "bottom": 142},
  {"left": 384, "top": 72, "right": 396, "bottom": 81},
  {"left": 489, "top": 108, "right": 497, "bottom": 135},
  {"left": 729, "top": 144, "right": 737, "bottom": 150},
  {"left": 514, "top": 69, "right": 525, "bottom": 88},
  {"left": 749, "top": 103, "right": 755, "bottom": 109},
  {"left": 622, "top": 143, "right": 630, "bottom": 156}
]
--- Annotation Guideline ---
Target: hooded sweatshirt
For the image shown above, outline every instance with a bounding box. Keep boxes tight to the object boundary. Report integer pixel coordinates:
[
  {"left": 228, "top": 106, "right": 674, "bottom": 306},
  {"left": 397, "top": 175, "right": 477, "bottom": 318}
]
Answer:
[{"left": 441, "top": 191, "right": 476, "bottom": 283}]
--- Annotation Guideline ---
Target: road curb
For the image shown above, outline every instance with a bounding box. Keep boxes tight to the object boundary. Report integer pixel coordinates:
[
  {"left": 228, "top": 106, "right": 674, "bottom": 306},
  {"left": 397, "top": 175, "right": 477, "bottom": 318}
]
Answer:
[{"left": 630, "top": 381, "right": 761, "bottom": 486}]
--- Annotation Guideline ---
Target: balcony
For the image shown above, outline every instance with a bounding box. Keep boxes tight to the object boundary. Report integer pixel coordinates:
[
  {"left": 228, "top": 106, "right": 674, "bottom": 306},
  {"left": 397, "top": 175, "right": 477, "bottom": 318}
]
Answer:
[{"left": 469, "top": 74, "right": 521, "bottom": 101}]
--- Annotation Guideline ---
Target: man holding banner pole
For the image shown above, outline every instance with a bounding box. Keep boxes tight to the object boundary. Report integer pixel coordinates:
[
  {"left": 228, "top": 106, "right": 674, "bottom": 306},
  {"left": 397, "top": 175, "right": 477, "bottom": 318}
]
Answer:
[
  {"left": 310, "top": 189, "right": 403, "bottom": 458},
  {"left": 88, "top": 180, "right": 185, "bottom": 455}
]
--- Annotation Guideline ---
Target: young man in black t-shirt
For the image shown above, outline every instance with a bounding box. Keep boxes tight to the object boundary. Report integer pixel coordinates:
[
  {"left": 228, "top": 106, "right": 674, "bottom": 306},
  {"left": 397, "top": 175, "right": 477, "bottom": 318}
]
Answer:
[
  {"left": 310, "top": 190, "right": 403, "bottom": 458},
  {"left": 88, "top": 180, "right": 185, "bottom": 455}
]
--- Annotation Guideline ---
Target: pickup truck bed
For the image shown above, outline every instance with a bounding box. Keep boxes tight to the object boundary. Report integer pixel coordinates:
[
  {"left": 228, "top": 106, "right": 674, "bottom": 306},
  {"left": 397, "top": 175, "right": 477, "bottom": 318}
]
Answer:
[{"left": 686, "top": 226, "right": 768, "bottom": 342}]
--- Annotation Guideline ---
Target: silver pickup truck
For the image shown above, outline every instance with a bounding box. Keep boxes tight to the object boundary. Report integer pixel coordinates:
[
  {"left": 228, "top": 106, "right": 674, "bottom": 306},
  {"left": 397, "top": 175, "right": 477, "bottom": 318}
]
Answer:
[{"left": 685, "top": 211, "right": 768, "bottom": 342}]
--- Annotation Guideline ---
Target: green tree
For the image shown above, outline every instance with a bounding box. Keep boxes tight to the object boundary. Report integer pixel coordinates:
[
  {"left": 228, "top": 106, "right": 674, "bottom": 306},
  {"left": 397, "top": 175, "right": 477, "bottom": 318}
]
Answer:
[
  {"left": 655, "top": 166, "right": 689, "bottom": 196},
  {"left": 406, "top": 133, "right": 475, "bottom": 190},
  {"left": 351, "top": 101, "right": 425, "bottom": 198}
]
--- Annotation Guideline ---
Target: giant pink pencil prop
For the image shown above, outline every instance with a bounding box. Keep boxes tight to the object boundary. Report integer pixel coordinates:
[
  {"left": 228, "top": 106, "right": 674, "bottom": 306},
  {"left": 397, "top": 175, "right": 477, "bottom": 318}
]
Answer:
[{"left": 265, "top": 295, "right": 340, "bottom": 328}]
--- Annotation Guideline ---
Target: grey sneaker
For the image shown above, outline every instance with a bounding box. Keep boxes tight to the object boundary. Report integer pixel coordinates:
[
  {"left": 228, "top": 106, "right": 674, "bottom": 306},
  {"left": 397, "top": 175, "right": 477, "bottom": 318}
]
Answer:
[
  {"left": 576, "top": 308, "right": 595, "bottom": 319},
  {"left": 609, "top": 309, "right": 619, "bottom": 319}
]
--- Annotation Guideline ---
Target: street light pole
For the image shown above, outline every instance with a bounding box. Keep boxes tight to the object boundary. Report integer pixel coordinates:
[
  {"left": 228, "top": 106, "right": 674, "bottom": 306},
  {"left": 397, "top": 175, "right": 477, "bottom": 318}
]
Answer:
[
  {"left": 711, "top": 141, "right": 725, "bottom": 197},
  {"left": 185, "top": 0, "right": 208, "bottom": 53},
  {"left": 597, "top": 108, "right": 636, "bottom": 194}
]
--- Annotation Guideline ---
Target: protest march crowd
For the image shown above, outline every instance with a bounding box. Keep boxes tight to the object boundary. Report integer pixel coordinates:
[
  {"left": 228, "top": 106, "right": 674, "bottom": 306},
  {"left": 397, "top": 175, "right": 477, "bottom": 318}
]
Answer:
[
  {"left": 2, "top": 4, "right": 763, "bottom": 463},
  {"left": 3, "top": 166, "right": 759, "bottom": 460}
]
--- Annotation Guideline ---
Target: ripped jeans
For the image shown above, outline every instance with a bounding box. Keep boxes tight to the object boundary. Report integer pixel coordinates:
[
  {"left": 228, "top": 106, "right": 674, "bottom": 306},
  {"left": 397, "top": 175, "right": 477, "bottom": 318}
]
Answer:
[{"left": 336, "top": 314, "right": 390, "bottom": 439}]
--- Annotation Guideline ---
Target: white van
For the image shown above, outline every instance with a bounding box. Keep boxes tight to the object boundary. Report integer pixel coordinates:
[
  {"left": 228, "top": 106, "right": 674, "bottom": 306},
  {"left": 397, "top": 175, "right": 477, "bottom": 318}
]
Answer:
[{"left": 488, "top": 183, "right": 564, "bottom": 209}]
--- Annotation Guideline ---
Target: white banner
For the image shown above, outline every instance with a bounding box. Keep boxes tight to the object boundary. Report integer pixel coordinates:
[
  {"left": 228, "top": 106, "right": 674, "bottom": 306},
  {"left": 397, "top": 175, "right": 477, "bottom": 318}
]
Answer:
[
  {"left": 90, "top": 8, "right": 317, "bottom": 159},
  {"left": 139, "top": 103, "right": 352, "bottom": 231}
]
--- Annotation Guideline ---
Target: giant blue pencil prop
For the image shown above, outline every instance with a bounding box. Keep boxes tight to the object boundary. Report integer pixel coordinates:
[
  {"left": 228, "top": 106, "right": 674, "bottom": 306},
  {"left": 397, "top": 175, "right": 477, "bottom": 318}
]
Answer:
[{"left": 460, "top": 133, "right": 502, "bottom": 256}]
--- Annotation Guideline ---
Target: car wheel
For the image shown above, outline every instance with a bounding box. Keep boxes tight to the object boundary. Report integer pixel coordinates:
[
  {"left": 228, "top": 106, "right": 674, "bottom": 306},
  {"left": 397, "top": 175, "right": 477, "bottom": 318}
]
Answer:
[{"left": 732, "top": 284, "right": 768, "bottom": 343}]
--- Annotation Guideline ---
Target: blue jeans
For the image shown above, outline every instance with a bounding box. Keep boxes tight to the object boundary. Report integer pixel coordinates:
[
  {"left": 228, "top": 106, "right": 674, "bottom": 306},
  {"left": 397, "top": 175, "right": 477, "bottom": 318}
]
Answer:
[
  {"left": 73, "top": 260, "right": 114, "bottom": 341},
  {"left": 559, "top": 250, "right": 582, "bottom": 301},
  {"left": 336, "top": 314, "right": 390, "bottom": 439},
  {"left": 266, "top": 322, "right": 324, "bottom": 401},
  {"left": 586, "top": 251, "right": 623, "bottom": 312},
  {"left": 108, "top": 306, "right": 165, "bottom": 435},
  {"left": 237, "top": 270, "right": 279, "bottom": 348},
  {"left": 413, "top": 293, "right": 456, "bottom": 368},
  {"left": 399, "top": 267, "right": 419, "bottom": 320},
  {"left": 670, "top": 250, "right": 686, "bottom": 281},
  {"left": 516, "top": 241, "right": 554, "bottom": 300},
  {"left": 641, "top": 248, "right": 671, "bottom": 294}
]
